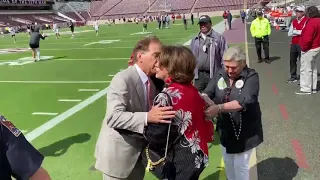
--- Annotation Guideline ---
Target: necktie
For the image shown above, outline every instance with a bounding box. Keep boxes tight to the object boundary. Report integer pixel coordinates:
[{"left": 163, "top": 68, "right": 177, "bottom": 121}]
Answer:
[{"left": 145, "top": 79, "right": 152, "bottom": 110}]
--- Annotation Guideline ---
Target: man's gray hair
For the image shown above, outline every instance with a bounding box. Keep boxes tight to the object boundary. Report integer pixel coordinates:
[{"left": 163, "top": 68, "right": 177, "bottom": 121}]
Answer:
[{"left": 223, "top": 46, "right": 246, "bottom": 62}]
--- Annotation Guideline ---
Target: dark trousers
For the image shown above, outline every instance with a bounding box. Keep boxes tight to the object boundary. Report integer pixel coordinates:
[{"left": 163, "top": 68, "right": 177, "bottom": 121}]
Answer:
[
  {"left": 254, "top": 36, "right": 269, "bottom": 60},
  {"left": 289, "top": 44, "right": 301, "bottom": 79},
  {"left": 194, "top": 71, "right": 211, "bottom": 92},
  {"left": 242, "top": 17, "right": 245, "bottom": 23}
]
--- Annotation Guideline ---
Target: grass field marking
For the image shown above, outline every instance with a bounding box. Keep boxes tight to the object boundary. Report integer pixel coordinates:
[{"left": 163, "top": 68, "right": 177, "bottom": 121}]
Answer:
[
  {"left": 25, "top": 87, "right": 109, "bottom": 142},
  {"left": 108, "top": 75, "right": 115, "bottom": 77},
  {"left": 0, "top": 58, "right": 128, "bottom": 62},
  {"left": 45, "top": 30, "right": 94, "bottom": 36},
  {"left": 58, "top": 99, "right": 82, "bottom": 102},
  {"left": 43, "top": 58, "right": 128, "bottom": 61},
  {"left": 84, "top": 39, "right": 121, "bottom": 46},
  {"left": 0, "top": 81, "right": 111, "bottom": 84},
  {"left": 21, "top": 130, "right": 28, "bottom": 133},
  {"left": 41, "top": 30, "right": 198, "bottom": 41},
  {"left": 20, "top": 37, "right": 190, "bottom": 46},
  {"left": 78, "top": 89, "right": 100, "bottom": 92},
  {"left": 130, "top": 31, "right": 152, "bottom": 35},
  {"left": 32, "top": 112, "right": 59, "bottom": 116}
]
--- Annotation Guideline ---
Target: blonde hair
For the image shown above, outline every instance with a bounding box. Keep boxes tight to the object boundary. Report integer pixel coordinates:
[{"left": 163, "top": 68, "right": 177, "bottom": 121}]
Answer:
[{"left": 223, "top": 46, "right": 246, "bottom": 63}]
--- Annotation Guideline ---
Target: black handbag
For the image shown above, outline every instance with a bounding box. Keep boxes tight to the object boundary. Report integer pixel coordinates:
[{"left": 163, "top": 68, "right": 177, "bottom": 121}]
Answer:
[{"left": 141, "top": 91, "right": 180, "bottom": 180}]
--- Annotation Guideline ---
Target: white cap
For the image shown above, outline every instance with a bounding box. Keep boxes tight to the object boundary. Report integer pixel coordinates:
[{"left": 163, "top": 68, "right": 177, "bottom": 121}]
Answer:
[{"left": 294, "top": 6, "right": 305, "bottom": 12}]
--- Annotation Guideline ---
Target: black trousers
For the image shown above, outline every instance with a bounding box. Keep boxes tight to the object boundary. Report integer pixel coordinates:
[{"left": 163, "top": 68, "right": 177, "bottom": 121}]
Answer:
[
  {"left": 254, "top": 36, "right": 269, "bottom": 60},
  {"left": 289, "top": 44, "right": 301, "bottom": 79}
]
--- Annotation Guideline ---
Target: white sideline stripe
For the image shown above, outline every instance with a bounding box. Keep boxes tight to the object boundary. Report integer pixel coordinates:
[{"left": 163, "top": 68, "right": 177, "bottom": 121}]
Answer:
[
  {"left": 58, "top": 99, "right": 82, "bottom": 102},
  {"left": 25, "top": 87, "right": 109, "bottom": 142},
  {"left": 32, "top": 112, "right": 59, "bottom": 116},
  {"left": 0, "top": 58, "right": 128, "bottom": 62},
  {"left": 108, "top": 75, "right": 115, "bottom": 77},
  {"left": 78, "top": 89, "right": 100, "bottom": 92},
  {"left": 21, "top": 130, "right": 28, "bottom": 133},
  {"left": 0, "top": 81, "right": 111, "bottom": 84}
]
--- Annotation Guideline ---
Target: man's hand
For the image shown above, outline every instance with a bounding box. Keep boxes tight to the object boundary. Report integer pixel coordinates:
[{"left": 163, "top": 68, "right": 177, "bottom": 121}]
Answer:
[
  {"left": 147, "top": 105, "right": 176, "bottom": 124},
  {"left": 205, "top": 105, "right": 220, "bottom": 118}
]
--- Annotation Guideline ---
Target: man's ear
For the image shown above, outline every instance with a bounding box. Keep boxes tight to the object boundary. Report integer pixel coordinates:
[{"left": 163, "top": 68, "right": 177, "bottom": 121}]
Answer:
[{"left": 137, "top": 52, "right": 143, "bottom": 62}]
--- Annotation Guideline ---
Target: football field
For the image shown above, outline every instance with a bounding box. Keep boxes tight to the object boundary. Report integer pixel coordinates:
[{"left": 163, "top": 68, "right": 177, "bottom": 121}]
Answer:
[{"left": 0, "top": 18, "right": 229, "bottom": 179}]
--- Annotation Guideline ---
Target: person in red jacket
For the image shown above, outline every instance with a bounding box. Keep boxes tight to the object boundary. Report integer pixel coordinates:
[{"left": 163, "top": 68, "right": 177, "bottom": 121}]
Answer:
[
  {"left": 297, "top": 6, "right": 320, "bottom": 95},
  {"left": 287, "top": 6, "right": 308, "bottom": 83}
]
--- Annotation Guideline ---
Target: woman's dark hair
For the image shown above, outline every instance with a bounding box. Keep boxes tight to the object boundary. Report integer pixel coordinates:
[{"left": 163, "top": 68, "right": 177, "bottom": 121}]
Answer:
[
  {"left": 306, "top": 6, "right": 320, "bottom": 18},
  {"left": 158, "top": 45, "right": 196, "bottom": 84}
]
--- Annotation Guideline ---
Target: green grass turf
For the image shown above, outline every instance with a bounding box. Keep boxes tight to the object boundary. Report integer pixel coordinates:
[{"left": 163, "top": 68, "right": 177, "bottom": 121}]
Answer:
[{"left": 0, "top": 17, "right": 234, "bottom": 179}]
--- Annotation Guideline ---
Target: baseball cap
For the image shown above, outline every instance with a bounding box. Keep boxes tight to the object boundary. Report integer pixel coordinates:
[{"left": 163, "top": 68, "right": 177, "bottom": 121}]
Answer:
[
  {"left": 198, "top": 15, "right": 211, "bottom": 24},
  {"left": 294, "top": 6, "right": 305, "bottom": 12}
]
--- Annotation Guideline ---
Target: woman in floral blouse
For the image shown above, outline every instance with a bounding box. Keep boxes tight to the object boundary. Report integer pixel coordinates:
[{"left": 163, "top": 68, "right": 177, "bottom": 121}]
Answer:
[{"left": 144, "top": 45, "right": 214, "bottom": 179}]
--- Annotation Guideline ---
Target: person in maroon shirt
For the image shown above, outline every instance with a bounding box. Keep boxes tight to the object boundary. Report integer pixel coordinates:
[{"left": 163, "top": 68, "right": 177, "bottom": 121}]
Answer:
[
  {"left": 287, "top": 6, "right": 308, "bottom": 83},
  {"left": 297, "top": 6, "right": 320, "bottom": 95}
]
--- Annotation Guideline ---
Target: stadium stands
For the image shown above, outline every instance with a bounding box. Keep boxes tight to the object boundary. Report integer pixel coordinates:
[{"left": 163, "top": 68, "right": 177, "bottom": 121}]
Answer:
[
  {"left": 296, "top": 0, "right": 319, "bottom": 7},
  {"left": 104, "top": 0, "right": 156, "bottom": 17},
  {"left": 89, "top": 0, "right": 268, "bottom": 19},
  {"left": 0, "top": 0, "right": 277, "bottom": 28}
]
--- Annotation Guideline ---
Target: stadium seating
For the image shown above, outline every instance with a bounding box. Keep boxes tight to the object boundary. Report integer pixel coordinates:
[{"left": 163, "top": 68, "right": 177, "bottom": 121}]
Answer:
[
  {"left": 90, "top": 0, "right": 122, "bottom": 17},
  {"left": 296, "top": 0, "right": 319, "bottom": 7},
  {"left": 148, "top": 0, "right": 196, "bottom": 13},
  {"left": 89, "top": 0, "right": 266, "bottom": 19},
  {"left": 0, "top": 13, "right": 70, "bottom": 27}
]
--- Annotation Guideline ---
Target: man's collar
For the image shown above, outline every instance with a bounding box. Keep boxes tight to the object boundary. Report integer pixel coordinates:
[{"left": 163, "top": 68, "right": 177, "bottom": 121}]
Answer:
[
  {"left": 134, "top": 64, "right": 149, "bottom": 84},
  {"left": 297, "top": 16, "right": 305, "bottom": 22},
  {"left": 197, "top": 29, "right": 213, "bottom": 38}
]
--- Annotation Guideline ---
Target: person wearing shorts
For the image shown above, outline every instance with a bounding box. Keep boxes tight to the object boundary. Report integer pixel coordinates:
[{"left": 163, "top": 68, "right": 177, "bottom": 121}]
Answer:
[
  {"left": 9, "top": 27, "right": 16, "bottom": 43},
  {"left": 69, "top": 21, "right": 75, "bottom": 38},
  {"left": 93, "top": 20, "right": 99, "bottom": 36},
  {"left": 142, "top": 17, "right": 147, "bottom": 32},
  {"left": 52, "top": 22, "right": 60, "bottom": 39},
  {"left": 29, "top": 26, "right": 47, "bottom": 62}
]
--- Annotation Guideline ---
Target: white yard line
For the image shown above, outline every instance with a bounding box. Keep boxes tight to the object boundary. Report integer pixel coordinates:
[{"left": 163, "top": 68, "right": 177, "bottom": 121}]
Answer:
[
  {"left": 58, "top": 99, "right": 82, "bottom": 102},
  {"left": 25, "top": 87, "right": 109, "bottom": 142},
  {"left": 0, "top": 80, "right": 110, "bottom": 84},
  {"left": 108, "top": 75, "right": 115, "bottom": 77},
  {"left": 0, "top": 58, "right": 128, "bottom": 62},
  {"left": 78, "top": 89, "right": 100, "bottom": 92},
  {"left": 32, "top": 112, "right": 59, "bottom": 116},
  {"left": 21, "top": 130, "right": 28, "bottom": 133}
]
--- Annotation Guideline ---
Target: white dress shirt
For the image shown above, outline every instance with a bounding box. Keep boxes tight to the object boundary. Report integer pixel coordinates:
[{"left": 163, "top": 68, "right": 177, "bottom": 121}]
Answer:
[{"left": 134, "top": 64, "right": 149, "bottom": 125}]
